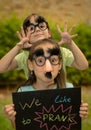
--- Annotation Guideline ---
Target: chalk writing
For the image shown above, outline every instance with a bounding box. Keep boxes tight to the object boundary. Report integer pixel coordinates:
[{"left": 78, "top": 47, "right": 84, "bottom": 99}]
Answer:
[
  {"left": 19, "top": 98, "right": 41, "bottom": 110},
  {"left": 22, "top": 118, "right": 31, "bottom": 125},
  {"left": 12, "top": 88, "right": 81, "bottom": 130},
  {"left": 43, "top": 114, "right": 74, "bottom": 122},
  {"left": 55, "top": 95, "right": 71, "bottom": 103},
  {"left": 34, "top": 104, "right": 77, "bottom": 130}
]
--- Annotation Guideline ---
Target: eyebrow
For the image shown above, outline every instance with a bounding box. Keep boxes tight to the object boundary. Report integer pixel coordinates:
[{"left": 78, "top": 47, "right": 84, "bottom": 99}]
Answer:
[
  {"left": 33, "top": 47, "right": 60, "bottom": 57},
  {"left": 33, "top": 48, "right": 44, "bottom": 57},
  {"left": 35, "top": 16, "right": 46, "bottom": 23},
  {"left": 47, "top": 47, "right": 60, "bottom": 56}
]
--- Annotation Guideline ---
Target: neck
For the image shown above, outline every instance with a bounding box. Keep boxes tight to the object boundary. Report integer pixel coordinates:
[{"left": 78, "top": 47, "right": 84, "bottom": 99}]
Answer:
[{"left": 33, "top": 79, "right": 55, "bottom": 90}]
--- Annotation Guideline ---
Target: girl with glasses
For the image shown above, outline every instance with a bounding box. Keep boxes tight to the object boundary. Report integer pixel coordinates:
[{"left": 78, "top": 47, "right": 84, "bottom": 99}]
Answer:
[{"left": 4, "top": 39, "right": 88, "bottom": 129}]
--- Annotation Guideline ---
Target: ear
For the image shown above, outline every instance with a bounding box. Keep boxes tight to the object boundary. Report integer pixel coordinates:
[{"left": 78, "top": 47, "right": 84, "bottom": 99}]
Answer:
[
  {"left": 48, "top": 30, "right": 52, "bottom": 38},
  {"left": 27, "top": 60, "right": 33, "bottom": 71},
  {"left": 59, "top": 60, "right": 62, "bottom": 70}
]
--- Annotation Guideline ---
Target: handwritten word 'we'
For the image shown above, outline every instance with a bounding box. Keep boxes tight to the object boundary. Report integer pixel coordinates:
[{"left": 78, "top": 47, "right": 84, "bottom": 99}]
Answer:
[{"left": 19, "top": 98, "right": 41, "bottom": 110}]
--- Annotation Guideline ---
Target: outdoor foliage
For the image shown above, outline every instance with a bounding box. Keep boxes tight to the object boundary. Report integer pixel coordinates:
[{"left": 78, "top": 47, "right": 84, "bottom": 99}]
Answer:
[
  {"left": 66, "top": 23, "right": 91, "bottom": 85},
  {"left": 0, "top": 16, "right": 25, "bottom": 84},
  {"left": 0, "top": 17, "right": 91, "bottom": 86}
]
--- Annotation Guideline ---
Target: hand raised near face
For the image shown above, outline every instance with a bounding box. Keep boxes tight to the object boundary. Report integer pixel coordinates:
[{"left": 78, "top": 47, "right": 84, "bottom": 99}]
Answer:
[
  {"left": 57, "top": 22, "right": 78, "bottom": 46},
  {"left": 16, "top": 26, "right": 32, "bottom": 49}
]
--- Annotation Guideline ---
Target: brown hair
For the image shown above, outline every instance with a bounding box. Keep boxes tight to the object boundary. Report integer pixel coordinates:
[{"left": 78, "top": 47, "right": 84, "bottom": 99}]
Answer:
[{"left": 23, "top": 13, "right": 50, "bottom": 34}]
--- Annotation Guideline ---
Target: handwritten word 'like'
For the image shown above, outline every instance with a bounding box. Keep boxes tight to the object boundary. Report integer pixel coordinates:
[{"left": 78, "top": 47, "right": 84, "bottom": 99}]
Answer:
[
  {"left": 19, "top": 98, "right": 41, "bottom": 110},
  {"left": 55, "top": 95, "right": 71, "bottom": 103}
]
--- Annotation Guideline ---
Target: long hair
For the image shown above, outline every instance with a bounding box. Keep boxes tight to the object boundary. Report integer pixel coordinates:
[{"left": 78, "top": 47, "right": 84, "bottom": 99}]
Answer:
[{"left": 24, "top": 39, "right": 66, "bottom": 88}]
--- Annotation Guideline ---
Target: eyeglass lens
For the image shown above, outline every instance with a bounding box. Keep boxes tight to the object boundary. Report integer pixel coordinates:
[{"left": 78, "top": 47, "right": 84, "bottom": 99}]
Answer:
[
  {"left": 34, "top": 55, "right": 60, "bottom": 66},
  {"left": 29, "top": 22, "right": 47, "bottom": 33}
]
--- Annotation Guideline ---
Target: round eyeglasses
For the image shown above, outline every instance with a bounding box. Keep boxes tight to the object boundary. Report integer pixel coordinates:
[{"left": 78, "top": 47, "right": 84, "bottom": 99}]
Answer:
[
  {"left": 29, "top": 22, "right": 48, "bottom": 34},
  {"left": 33, "top": 55, "right": 61, "bottom": 66}
]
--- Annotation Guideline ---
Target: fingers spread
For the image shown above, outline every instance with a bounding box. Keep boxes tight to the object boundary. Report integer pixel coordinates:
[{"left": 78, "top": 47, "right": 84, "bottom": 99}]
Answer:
[
  {"left": 69, "top": 24, "right": 76, "bottom": 33},
  {"left": 64, "top": 22, "right": 68, "bottom": 32},
  {"left": 56, "top": 25, "right": 62, "bottom": 35}
]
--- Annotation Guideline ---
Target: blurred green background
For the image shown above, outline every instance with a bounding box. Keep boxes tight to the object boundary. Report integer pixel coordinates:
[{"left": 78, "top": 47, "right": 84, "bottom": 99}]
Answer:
[{"left": 0, "top": 0, "right": 91, "bottom": 130}]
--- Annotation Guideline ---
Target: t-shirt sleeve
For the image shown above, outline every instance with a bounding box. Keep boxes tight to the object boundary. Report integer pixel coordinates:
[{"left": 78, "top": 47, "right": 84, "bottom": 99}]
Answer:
[
  {"left": 15, "top": 51, "right": 29, "bottom": 79},
  {"left": 60, "top": 47, "right": 74, "bottom": 70}
]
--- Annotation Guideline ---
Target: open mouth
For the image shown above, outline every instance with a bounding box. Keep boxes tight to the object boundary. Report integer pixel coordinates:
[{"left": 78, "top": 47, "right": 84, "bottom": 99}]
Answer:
[{"left": 45, "top": 72, "right": 52, "bottom": 79}]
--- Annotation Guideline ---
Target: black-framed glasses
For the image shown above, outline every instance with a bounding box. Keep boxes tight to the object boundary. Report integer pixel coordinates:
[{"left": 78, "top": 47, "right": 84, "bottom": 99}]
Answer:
[
  {"left": 28, "top": 22, "right": 48, "bottom": 34},
  {"left": 33, "top": 55, "right": 62, "bottom": 66}
]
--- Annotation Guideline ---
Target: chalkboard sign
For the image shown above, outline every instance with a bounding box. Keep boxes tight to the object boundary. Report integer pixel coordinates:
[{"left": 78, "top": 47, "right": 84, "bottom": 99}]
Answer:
[{"left": 12, "top": 87, "right": 81, "bottom": 130}]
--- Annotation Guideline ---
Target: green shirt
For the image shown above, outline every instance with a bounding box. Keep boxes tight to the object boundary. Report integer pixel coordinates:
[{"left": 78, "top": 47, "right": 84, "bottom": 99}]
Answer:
[{"left": 15, "top": 47, "right": 74, "bottom": 79}]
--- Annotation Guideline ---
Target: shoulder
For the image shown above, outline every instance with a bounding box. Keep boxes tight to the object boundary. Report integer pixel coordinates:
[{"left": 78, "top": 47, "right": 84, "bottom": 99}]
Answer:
[
  {"left": 15, "top": 50, "right": 29, "bottom": 60},
  {"left": 60, "top": 47, "right": 74, "bottom": 67},
  {"left": 60, "top": 47, "right": 72, "bottom": 55}
]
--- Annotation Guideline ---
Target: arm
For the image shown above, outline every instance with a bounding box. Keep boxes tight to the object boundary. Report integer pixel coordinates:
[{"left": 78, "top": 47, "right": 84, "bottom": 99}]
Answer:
[
  {"left": 67, "top": 40, "right": 88, "bottom": 70},
  {"left": 57, "top": 23, "right": 89, "bottom": 70},
  {"left": 0, "top": 45, "right": 21, "bottom": 73},
  {"left": 0, "top": 27, "right": 31, "bottom": 73}
]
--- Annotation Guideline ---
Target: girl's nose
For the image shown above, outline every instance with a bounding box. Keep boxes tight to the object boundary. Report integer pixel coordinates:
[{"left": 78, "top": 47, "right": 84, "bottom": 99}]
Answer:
[
  {"left": 45, "top": 59, "right": 53, "bottom": 72},
  {"left": 35, "top": 26, "right": 40, "bottom": 32}
]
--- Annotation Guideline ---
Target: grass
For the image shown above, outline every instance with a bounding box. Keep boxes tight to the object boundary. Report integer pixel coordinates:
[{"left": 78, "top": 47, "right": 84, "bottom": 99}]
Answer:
[{"left": 0, "top": 86, "right": 91, "bottom": 130}]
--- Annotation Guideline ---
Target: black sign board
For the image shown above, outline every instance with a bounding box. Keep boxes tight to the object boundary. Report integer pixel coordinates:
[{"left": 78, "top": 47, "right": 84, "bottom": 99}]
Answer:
[{"left": 12, "top": 87, "right": 81, "bottom": 130}]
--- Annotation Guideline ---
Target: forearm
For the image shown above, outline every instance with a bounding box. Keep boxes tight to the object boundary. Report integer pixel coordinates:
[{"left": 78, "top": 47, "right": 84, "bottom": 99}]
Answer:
[
  {"left": 0, "top": 44, "right": 21, "bottom": 73},
  {"left": 68, "top": 41, "right": 88, "bottom": 70}
]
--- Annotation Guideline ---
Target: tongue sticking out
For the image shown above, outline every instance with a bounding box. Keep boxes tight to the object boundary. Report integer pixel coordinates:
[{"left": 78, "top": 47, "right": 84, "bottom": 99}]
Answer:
[{"left": 45, "top": 72, "right": 52, "bottom": 79}]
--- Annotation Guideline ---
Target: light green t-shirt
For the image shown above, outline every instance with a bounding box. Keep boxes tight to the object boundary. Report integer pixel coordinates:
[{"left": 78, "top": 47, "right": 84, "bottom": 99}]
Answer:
[{"left": 15, "top": 47, "right": 74, "bottom": 79}]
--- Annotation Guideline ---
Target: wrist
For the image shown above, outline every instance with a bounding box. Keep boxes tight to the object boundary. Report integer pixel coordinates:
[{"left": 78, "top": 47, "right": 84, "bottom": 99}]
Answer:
[
  {"left": 16, "top": 42, "right": 24, "bottom": 50},
  {"left": 67, "top": 40, "right": 74, "bottom": 47}
]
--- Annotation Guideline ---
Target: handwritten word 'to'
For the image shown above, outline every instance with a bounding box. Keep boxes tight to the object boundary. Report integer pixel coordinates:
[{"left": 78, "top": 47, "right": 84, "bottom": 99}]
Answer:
[{"left": 22, "top": 118, "right": 31, "bottom": 125}]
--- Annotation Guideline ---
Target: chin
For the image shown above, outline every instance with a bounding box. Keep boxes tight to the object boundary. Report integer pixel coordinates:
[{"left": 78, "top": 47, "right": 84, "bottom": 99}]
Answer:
[
  {"left": 37, "top": 37, "right": 45, "bottom": 41},
  {"left": 45, "top": 78, "right": 54, "bottom": 82},
  {"left": 33, "top": 37, "right": 45, "bottom": 43}
]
